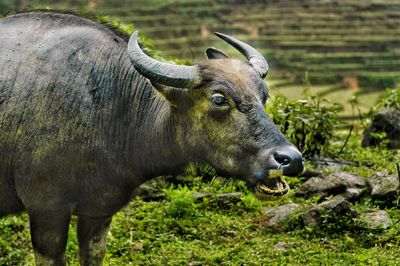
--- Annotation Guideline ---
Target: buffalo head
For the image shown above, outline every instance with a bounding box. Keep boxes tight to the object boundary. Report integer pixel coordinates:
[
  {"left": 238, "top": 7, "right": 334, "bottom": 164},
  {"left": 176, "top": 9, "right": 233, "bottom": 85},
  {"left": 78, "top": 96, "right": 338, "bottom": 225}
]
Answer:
[{"left": 128, "top": 31, "right": 304, "bottom": 197}]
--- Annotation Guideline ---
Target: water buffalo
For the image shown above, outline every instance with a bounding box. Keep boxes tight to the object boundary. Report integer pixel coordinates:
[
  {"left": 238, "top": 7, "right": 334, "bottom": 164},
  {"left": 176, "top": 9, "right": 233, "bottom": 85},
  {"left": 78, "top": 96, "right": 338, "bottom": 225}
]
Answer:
[{"left": 0, "top": 12, "right": 303, "bottom": 265}]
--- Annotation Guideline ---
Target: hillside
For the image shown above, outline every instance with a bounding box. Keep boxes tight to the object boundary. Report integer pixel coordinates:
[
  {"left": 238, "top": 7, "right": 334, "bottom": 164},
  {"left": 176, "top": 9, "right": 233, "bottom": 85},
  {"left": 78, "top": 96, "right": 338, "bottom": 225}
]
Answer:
[
  {"left": 1, "top": 0, "right": 398, "bottom": 115},
  {"left": 0, "top": 2, "right": 399, "bottom": 265},
  {"left": 93, "top": 0, "right": 400, "bottom": 88},
  {"left": 3, "top": 0, "right": 396, "bottom": 88}
]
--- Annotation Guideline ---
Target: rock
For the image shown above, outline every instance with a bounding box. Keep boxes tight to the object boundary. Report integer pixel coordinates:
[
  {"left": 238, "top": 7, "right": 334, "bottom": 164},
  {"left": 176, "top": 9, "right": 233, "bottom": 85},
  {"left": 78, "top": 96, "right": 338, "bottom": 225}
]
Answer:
[
  {"left": 192, "top": 192, "right": 212, "bottom": 202},
  {"left": 296, "top": 176, "right": 345, "bottom": 197},
  {"left": 132, "top": 242, "right": 144, "bottom": 251},
  {"left": 362, "top": 108, "right": 400, "bottom": 149},
  {"left": 274, "top": 242, "right": 287, "bottom": 252},
  {"left": 188, "top": 262, "right": 204, "bottom": 266},
  {"left": 343, "top": 187, "right": 365, "bottom": 200},
  {"left": 215, "top": 192, "right": 242, "bottom": 205},
  {"left": 132, "top": 183, "right": 165, "bottom": 201},
  {"left": 367, "top": 171, "right": 400, "bottom": 199},
  {"left": 355, "top": 210, "right": 392, "bottom": 230},
  {"left": 262, "top": 203, "right": 302, "bottom": 228},
  {"left": 300, "top": 195, "right": 357, "bottom": 227},
  {"left": 193, "top": 192, "right": 242, "bottom": 205},
  {"left": 299, "top": 168, "right": 323, "bottom": 179},
  {"left": 296, "top": 172, "right": 366, "bottom": 199},
  {"left": 216, "top": 192, "right": 242, "bottom": 200},
  {"left": 310, "top": 157, "right": 349, "bottom": 172}
]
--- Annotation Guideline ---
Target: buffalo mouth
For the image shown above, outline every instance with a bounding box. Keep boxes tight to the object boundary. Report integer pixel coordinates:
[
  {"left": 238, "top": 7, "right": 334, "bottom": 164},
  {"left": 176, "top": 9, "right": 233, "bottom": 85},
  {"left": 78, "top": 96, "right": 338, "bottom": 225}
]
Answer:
[{"left": 254, "top": 169, "right": 289, "bottom": 199}]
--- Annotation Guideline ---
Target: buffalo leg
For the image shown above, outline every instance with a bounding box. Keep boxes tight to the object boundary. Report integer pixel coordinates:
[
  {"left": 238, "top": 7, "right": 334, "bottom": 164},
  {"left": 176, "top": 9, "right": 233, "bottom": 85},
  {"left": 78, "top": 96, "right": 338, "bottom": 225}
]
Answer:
[
  {"left": 77, "top": 215, "right": 112, "bottom": 266},
  {"left": 29, "top": 210, "right": 71, "bottom": 266}
]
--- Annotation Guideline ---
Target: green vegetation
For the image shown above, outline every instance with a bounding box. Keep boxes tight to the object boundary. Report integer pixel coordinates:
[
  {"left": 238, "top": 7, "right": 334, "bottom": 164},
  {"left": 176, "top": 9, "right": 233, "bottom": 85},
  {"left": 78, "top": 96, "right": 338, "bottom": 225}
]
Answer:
[
  {"left": 1, "top": 131, "right": 399, "bottom": 265},
  {"left": 1, "top": 2, "right": 399, "bottom": 265},
  {"left": 1, "top": 86, "right": 399, "bottom": 265},
  {"left": 3, "top": 0, "right": 396, "bottom": 120},
  {"left": 2, "top": 0, "right": 398, "bottom": 117},
  {"left": 97, "top": 0, "right": 400, "bottom": 88},
  {"left": 267, "top": 92, "right": 341, "bottom": 158},
  {"left": 374, "top": 87, "right": 400, "bottom": 111},
  {"left": 4, "top": 0, "right": 398, "bottom": 88}
]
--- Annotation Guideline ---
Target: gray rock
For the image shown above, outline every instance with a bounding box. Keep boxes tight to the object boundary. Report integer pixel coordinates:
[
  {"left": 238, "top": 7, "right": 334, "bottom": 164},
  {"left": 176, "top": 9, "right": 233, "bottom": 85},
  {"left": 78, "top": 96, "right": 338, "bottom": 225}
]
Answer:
[
  {"left": 193, "top": 192, "right": 243, "bottom": 205},
  {"left": 343, "top": 187, "right": 365, "bottom": 200},
  {"left": 362, "top": 108, "right": 400, "bottom": 149},
  {"left": 296, "top": 172, "right": 366, "bottom": 199},
  {"left": 192, "top": 192, "right": 212, "bottom": 202},
  {"left": 299, "top": 168, "right": 323, "bottom": 179},
  {"left": 310, "top": 157, "right": 349, "bottom": 172},
  {"left": 274, "top": 242, "right": 287, "bottom": 252},
  {"left": 368, "top": 171, "right": 399, "bottom": 199},
  {"left": 300, "top": 195, "right": 357, "bottom": 227},
  {"left": 355, "top": 210, "right": 392, "bottom": 230},
  {"left": 188, "top": 262, "right": 204, "bottom": 266},
  {"left": 216, "top": 192, "right": 243, "bottom": 200},
  {"left": 215, "top": 192, "right": 243, "bottom": 205},
  {"left": 132, "top": 183, "right": 165, "bottom": 201},
  {"left": 295, "top": 176, "right": 343, "bottom": 197},
  {"left": 262, "top": 203, "right": 302, "bottom": 228}
]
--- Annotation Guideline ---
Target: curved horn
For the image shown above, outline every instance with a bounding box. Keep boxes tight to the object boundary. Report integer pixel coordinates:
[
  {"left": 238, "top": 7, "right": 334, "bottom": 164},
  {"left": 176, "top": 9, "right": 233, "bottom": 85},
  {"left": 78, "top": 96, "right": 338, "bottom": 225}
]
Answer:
[
  {"left": 214, "top": 32, "right": 269, "bottom": 78},
  {"left": 128, "top": 31, "right": 199, "bottom": 88}
]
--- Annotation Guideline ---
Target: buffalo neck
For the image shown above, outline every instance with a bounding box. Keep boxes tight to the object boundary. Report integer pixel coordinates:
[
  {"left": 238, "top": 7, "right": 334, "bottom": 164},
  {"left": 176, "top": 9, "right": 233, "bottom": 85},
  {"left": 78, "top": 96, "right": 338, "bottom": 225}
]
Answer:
[{"left": 121, "top": 65, "right": 187, "bottom": 182}]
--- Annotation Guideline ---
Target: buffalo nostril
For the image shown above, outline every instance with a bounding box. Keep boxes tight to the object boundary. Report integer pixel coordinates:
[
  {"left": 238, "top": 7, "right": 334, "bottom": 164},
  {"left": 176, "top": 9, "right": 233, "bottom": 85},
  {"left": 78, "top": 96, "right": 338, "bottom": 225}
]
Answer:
[
  {"left": 273, "top": 152, "right": 291, "bottom": 166},
  {"left": 281, "top": 158, "right": 290, "bottom": 166},
  {"left": 272, "top": 146, "right": 304, "bottom": 176}
]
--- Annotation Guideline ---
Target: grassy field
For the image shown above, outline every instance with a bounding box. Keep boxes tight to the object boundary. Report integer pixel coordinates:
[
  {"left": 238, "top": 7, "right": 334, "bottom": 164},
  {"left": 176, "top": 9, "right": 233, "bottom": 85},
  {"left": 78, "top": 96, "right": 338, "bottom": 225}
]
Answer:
[
  {"left": 267, "top": 79, "right": 385, "bottom": 118},
  {"left": 1, "top": 1, "right": 399, "bottom": 265},
  {"left": 2, "top": 0, "right": 396, "bottom": 88},
  {"left": 1, "top": 133, "right": 399, "bottom": 265},
  {"left": 93, "top": 0, "right": 400, "bottom": 88}
]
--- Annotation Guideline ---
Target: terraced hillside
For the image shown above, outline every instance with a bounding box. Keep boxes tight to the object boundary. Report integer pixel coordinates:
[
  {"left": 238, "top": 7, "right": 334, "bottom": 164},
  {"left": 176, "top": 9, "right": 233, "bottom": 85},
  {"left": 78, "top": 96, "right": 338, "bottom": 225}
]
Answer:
[
  {"left": 7, "top": 0, "right": 400, "bottom": 89},
  {"left": 93, "top": 0, "right": 400, "bottom": 89}
]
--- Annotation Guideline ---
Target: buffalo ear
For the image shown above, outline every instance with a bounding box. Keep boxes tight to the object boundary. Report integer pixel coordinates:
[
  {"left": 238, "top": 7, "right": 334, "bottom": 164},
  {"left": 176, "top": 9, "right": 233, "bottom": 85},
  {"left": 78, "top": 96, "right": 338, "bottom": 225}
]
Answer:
[{"left": 205, "top": 48, "right": 228, "bottom": 59}]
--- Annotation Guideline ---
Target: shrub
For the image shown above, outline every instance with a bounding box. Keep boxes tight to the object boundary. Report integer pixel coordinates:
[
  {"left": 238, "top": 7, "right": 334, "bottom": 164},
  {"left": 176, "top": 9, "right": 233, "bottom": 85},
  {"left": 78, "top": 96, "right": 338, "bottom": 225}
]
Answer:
[
  {"left": 266, "top": 94, "right": 341, "bottom": 158},
  {"left": 98, "top": 15, "right": 190, "bottom": 65},
  {"left": 164, "top": 186, "right": 199, "bottom": 218},
  {"left": 374, "top": 87, "right": 400, "bottom": 111}
]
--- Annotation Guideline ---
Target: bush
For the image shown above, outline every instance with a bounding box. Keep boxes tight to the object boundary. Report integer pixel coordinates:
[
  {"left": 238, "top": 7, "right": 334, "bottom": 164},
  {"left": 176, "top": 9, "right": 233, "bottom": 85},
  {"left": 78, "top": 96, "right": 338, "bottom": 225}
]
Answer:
[
  {"left": 98, "top": 15, "right": 190, "bottom": 65},
  {"left": 374, "top": 87, "right": 400, "bottom": 111},
  {"left": 266, "top": 94, "right": 341, "bottom": 158},
  {"left": 164, "top": 186, "right": 199, "bottom": 218}
]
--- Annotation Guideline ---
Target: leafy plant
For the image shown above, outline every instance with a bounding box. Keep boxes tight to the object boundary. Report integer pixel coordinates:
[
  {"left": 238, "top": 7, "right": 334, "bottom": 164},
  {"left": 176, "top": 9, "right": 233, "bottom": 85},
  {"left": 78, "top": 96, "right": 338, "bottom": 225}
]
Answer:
[
  {"left": 98, "top": 15, "right": 190, "bottom": 65},
  {"left": 374, "top": 87, "right": 400, "bottom": 111},
  {"left": 164, "top": 186, "right": 199, "bottom": 218},
  {"left": 266, "top": 94, "right": 342, "bottom": 158},
  {"left": 361, "top": 87, "right": 400, "bottom": 147}
]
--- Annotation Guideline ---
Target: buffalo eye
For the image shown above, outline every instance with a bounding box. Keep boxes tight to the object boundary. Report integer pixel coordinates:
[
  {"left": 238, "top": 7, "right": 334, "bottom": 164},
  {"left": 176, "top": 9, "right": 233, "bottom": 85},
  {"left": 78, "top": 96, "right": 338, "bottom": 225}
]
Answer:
[{"left": 212, "top": 93, "right": 228, "bottom": 106}]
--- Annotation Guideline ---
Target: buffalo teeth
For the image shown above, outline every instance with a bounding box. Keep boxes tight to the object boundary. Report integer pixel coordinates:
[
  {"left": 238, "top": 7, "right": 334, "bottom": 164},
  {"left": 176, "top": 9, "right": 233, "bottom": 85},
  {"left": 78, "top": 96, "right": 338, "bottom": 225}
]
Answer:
[{"left": 257, "top": 179, "right": 289, "bottom": 196}]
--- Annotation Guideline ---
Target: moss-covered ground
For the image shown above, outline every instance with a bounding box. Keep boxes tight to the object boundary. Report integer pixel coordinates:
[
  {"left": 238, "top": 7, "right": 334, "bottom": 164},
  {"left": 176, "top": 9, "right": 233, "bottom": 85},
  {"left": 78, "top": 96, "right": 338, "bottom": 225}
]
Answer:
[
  {"left": 0, "top": 2, "right": 399, "bottom": 264},
  {"left": 1, "top": 131, "right": 399, "bottom": 265}
]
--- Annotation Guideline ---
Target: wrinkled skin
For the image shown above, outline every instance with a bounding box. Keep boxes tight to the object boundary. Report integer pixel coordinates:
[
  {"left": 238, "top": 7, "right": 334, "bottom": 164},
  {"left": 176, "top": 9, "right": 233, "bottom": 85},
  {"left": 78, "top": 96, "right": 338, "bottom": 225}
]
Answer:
[
  {"left": 0, "top": 12, "right": 303, "bottom": 265},
  {"left": 176, "top": 60, "right": 291, "bottom": 185}
]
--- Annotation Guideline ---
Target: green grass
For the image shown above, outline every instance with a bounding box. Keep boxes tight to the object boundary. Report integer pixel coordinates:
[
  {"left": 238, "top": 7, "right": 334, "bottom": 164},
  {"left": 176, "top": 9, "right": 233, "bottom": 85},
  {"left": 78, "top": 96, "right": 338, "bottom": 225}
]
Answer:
[
  {"left": 1, "top": 130, "right": 399, "bottom": 265},
  {"left": 1, "top": 2, "right": 399, "bottom": 264},
  {"left": 0, "top": 38, "right": 397, "bottom": 262},
  {"left": 19, "top": 0, "right": 400, "bottom": 88}
]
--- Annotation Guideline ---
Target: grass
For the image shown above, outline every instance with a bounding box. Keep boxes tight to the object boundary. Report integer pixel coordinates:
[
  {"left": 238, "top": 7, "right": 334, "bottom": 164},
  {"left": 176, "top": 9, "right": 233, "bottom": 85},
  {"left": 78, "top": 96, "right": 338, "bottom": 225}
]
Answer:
[
  {"left": 12, "top": 0, "right": 399, "bottom": 87},
  {"left": 1, "top": 129, "right": 399, "bottom": 265},
  {"left": 1, "top": 3, "right": 399, "bottom": 263}
]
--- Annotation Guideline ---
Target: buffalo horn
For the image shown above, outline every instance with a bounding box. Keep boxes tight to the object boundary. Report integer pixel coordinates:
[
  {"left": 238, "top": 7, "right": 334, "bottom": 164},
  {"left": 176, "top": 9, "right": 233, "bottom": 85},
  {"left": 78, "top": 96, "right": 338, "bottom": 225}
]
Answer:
[
  {"left": 128, "top": 31, "right": 199, "bottom": 88},
  {"left": 214, "top": 32, "right": 269, "bottom": 78}
]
